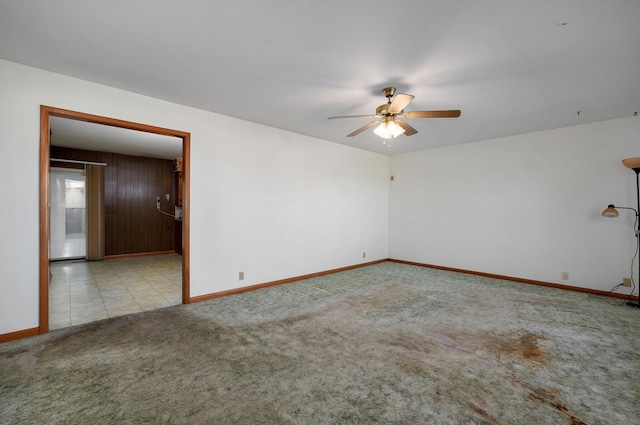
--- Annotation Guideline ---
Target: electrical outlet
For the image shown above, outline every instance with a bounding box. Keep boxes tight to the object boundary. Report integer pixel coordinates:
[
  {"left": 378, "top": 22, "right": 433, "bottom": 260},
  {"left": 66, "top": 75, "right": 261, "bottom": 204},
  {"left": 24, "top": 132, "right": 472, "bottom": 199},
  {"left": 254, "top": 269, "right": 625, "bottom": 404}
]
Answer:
[
  {"left": 363, "top": 252, "right": 366, "bottom": 258},
  {"left": 561, "top": 272, "right": 569, "bottom": 280},
  {"left": 623, "top": 277, "right": 632, "bottom": 287},
  {"left": 239, "top": 271, "right": 244, "bottom": 280}
]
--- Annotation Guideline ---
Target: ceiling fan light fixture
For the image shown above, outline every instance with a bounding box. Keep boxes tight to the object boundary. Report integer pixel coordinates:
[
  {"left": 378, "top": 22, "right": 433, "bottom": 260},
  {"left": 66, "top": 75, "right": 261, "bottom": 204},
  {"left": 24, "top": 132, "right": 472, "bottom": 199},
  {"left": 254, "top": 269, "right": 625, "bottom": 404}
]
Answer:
[{"left": 373, "top": 120, "right": 405, "bottom": 139}]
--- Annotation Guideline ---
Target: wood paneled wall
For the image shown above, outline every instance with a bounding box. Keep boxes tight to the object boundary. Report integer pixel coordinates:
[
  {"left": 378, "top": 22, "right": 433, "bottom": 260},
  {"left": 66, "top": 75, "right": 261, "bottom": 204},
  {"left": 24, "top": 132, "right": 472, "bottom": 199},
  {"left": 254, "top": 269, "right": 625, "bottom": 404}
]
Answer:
[{"left": 51, "top": 146, "right": 176, "bottom": 256}]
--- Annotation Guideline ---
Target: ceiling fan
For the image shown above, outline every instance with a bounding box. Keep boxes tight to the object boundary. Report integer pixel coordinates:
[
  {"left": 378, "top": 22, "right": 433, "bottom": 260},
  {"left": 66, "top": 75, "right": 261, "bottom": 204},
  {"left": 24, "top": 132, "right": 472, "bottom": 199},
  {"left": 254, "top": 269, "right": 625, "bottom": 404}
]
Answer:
[{"left": 328, "top": 87, "right": 461, "bottom": 140}]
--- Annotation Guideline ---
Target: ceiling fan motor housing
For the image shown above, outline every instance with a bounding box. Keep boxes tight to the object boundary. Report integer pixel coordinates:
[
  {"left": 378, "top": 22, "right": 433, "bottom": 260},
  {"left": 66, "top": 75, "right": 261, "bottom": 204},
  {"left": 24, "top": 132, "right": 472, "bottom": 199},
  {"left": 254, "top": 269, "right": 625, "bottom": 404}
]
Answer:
[
  {"left": 376, "top": 103, "right": 391, "bottom": 116},
  {"left": 382, "top": 87, "right": 396, "bottom": 98},
  {"left": 377, "top": 87, "right": 398, "bottom": 116}
]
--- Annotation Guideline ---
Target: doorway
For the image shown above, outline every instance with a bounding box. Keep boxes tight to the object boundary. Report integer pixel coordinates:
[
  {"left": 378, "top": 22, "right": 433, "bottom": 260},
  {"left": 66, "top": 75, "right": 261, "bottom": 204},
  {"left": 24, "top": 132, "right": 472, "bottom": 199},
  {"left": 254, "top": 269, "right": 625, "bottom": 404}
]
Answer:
[
  {"left": 39, "top": 106, "right": 191, "bottom": 334},
  {"left": 50, "top": 167, "right": 87, "bottom": 260}
]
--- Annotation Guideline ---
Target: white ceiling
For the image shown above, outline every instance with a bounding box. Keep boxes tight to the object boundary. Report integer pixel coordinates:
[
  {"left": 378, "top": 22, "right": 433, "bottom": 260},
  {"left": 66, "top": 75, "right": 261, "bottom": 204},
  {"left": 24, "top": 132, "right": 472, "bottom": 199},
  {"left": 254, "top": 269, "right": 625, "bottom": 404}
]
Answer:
[
  {"left": 2, "top": 1, "right": 639, "bottom": 155},
  {"left": 49, "top": 116, "right": 183, "bottom": 160}
]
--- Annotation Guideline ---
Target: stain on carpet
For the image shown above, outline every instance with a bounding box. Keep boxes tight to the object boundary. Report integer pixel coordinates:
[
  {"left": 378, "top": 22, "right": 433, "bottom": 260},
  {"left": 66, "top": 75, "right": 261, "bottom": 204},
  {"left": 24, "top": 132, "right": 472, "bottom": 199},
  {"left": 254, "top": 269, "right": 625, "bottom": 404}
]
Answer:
[
  {"left": 0, "top": 345, "right": 44, "bottom": 367},
  {"left": 489, "top": 332, "right": 547, "bottom": 361},
  {"left": 468, "top": 400, "right": 504, "bottom": 425},
  {"left": 528, "top": 386, "right": 588, "bottom": 425},
  {"left": 428, "top": 328, "right": 548, "bottom": 363}
]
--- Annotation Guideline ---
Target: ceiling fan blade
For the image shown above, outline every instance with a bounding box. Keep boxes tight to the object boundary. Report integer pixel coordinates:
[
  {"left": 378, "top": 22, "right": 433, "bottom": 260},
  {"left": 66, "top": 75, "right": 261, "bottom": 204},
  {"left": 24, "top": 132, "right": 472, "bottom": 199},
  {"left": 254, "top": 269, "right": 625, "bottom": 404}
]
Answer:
[
  {"left": 404, "top": 110, "right": 461, "bottom": 118},
  {"left": 328, "top": 114, "right": 377, "bottom": 119},
  {"left": 388, "top": 94, "right": 415, "bottom": 114},
  {"left": 395, "top": 120, "right": 418, "bottom": 136},
  {"left": 347, "top": 121, "right": 380, "bottom": 137}
]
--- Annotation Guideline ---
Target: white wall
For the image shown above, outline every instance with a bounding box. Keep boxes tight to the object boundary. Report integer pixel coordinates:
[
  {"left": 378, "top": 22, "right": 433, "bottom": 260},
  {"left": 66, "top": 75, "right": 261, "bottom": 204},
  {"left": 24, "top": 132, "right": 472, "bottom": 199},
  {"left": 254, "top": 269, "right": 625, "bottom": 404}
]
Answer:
[
  {"left": 389, "top": 117, "right": 640, "bottom": 293},
  {"left": 2, "top": 56, "right": 637, "bottom": 337},
  {"left": 0, "top": 59, "right": 389, "bottom": 335}
]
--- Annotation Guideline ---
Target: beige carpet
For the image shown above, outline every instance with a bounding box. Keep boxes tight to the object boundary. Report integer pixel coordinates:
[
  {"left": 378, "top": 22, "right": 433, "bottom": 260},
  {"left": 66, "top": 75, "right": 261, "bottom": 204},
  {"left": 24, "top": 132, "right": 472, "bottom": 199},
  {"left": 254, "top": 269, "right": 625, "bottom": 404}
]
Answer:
[{"left": 1, "top": 262, "right": 638, "bottom": 424}]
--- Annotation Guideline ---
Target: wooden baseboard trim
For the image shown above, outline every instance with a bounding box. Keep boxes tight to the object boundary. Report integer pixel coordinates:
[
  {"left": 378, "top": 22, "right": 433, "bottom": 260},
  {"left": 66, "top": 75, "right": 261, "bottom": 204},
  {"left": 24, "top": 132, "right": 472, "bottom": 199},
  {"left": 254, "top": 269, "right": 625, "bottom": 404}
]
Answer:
[
  {"left": 189, "top": 259, "right": 387, "bottom": 303},
  {"left": 105, "top": 250, "right": 176, "bottom": 260},
  {"left": 388, "top": 259, "right": 639, "bottom": 302},
  {"left": 0, "top": 327, "right": 40, "bottom": 344},
  {"left": 6, "top": 258, "right": 629, "bottom": 344}
]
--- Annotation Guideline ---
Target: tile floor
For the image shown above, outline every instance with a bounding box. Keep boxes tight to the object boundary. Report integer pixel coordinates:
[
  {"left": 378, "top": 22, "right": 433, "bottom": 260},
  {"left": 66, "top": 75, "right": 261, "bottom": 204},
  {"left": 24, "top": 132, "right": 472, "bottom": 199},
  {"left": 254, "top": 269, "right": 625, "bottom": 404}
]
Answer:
[{"left": 49, "top": 253, "right": 182, "bottom": 330}]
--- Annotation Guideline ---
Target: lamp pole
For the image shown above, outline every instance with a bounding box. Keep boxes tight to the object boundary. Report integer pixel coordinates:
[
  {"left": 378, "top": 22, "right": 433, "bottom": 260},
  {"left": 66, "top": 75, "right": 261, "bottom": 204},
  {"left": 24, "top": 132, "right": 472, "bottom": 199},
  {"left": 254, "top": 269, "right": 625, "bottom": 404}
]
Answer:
[
  {"left": 626, "top": 166, "right": 640, "bottom": 308},
  {"left": 604, "top": 158, "right": 640, "bottom": 308}
]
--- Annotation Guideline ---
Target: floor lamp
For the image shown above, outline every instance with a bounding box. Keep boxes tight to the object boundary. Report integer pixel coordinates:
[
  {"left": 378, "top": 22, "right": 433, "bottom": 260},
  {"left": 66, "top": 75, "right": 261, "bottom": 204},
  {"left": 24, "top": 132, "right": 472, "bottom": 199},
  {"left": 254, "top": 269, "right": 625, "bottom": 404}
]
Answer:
[{"left": 602, "top": 157, "right": 640, "bottom": 308}]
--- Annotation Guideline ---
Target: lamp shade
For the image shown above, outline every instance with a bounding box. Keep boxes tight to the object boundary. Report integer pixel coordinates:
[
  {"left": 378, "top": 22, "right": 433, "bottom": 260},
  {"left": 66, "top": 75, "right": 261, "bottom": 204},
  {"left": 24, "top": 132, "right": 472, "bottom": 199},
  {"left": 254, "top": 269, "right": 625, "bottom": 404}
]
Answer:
[
  {"left": 373, "top": 120, "right": 405, "bottom": 139},
  {"left": 601, "top": 205, "right": 619, "bottom": 217},
  {"left": 622, "top": 157, "right": 640, "bottom": 170}
]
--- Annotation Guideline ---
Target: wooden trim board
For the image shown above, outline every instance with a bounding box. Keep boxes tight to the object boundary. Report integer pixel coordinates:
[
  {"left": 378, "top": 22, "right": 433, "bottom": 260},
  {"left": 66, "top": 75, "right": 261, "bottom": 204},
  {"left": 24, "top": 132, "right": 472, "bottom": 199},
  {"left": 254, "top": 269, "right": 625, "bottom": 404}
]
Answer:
[
  {"left": 389, "top": 259, "right": 639, "bottom": 302},
  {"left": 189, "top": 260, "right": 387, "bottom": 303},
  {"left": 5, "top": 257, "right": 634, "bottom": 343},
  {"left": 105, "top": 251, "right": 176, "bottom": 260},
  {"left": 0, "top": 328, "right": 40, "bottom": 344}
]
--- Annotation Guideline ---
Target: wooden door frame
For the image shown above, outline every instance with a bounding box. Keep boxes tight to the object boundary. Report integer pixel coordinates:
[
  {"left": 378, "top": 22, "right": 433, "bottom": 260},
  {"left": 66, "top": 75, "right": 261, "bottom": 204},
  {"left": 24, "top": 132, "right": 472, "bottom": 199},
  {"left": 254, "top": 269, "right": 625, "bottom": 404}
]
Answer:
[{"left": 39, "top": 105, "right": 191, "bottom": 334}]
